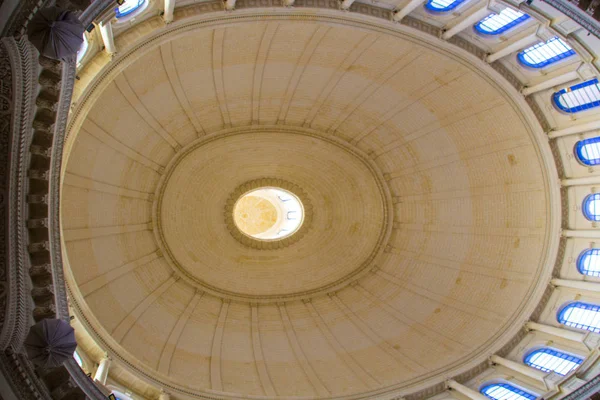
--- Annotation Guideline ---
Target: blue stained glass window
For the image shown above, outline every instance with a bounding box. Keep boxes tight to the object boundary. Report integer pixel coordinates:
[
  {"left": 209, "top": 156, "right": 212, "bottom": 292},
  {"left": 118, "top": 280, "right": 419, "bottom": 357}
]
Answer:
[
  {"left": 558, "top": 302, "right": 600, "bottom": 333},
  {"left": 524, "top": 348, "right": 583, "bottom": 375},
  {"left": 475, "top": 8, "right": 530, "bottom": 35},
  {"left": 481, "top": 383, "right": 537, "bottom": 400},
  {"left": 425, "top": 0, "right": 467, "bottom": 12},
  {"left": 578, "top": 249, "right": 600, "bottom": 277},
  {"left": 553, "top": 79, "right": 600, "bottom": 113},
  {"left": 517, "top": 37, "right": 575, "bottom": 68},
  {"left": 115, "top": 0, "right": 145, "bottom": 18},
  {"left": 583, "top": 193, "right": 600, "bottom": 221},
  {"left": 575, "top": 137, "right": 600, "bottom": 166}
]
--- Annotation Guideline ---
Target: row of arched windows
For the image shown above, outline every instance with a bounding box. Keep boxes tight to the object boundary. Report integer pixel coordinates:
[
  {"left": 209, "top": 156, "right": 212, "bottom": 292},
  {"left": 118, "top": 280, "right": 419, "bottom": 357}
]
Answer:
[
  {"left": 478, "top": 243, "right": 600, "bottom": 398},
  {"left": 423, "top": 1, "right": 600, "bottom": 115}
]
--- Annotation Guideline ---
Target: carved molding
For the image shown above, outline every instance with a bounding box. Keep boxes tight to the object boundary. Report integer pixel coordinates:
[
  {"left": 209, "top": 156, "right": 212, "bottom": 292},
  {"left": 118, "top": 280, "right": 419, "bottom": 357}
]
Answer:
[
  {"left": 540, "top": 0, "right": 600, "bottom": 39},
  {"left": 152, "top": 125, "right": 393, "bottom": 303},
  {"left": 0, "top": 36, "right": 37, "bottom": 352}
]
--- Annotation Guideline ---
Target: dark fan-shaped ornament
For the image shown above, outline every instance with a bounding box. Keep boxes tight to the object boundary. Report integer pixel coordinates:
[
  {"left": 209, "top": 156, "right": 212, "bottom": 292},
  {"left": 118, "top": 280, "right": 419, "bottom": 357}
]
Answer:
[
  {"left": 24, "top": 319, "right": 77, "bottom": 368},
  {"left": 27, "top": 7, "right": 85, "bottom": 60}
]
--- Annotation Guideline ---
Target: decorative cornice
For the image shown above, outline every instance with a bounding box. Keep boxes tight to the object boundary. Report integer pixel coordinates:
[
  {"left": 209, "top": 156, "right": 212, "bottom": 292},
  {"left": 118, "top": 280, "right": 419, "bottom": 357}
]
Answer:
[
  {"left": 224, "top": 177, "right": 314, "bottom": 250},
  {"left": 540, "top": 0, "right": 600, "bottom": 39},
  {"left": 0, "top": 36, "right": 37, "bottom": 351}
]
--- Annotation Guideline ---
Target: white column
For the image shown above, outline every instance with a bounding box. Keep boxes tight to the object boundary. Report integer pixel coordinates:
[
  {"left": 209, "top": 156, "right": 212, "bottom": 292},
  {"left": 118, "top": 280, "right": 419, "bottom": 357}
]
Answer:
[
  {"left": 93, "top": 356, "right": 112, "bottom": 385},
  {"left": 224, "top": 0, "right": 236, "bottom": 10},
  {"left": 562, "top": 176, "right": 600, "bottom": 187},
  {"left": 164, "top": 0, "right": 175, "bottom": 23},
  {"left": 548, "top": 120, "right": 600, "bottom": 139},
  {"left": 521, "top": 70, "right": 580, "bottom": 96},
  {"left": 447, "top": 380, "right": 489, "bottom": 400},
  {"left": 552, "top": 278, "right": 600, "bottom": 293},
  {"left": 490, "top": 355, "right": 547, "bottom": 381},
  {"left": 563, "top": 230, "right": 600, "bottom": 239},
  {"left": 341, "top": 0, "right": 355, "bottom": 10},
  {"left": 442, "top": 4, "right": 492, "bottom": 40},
  {"left": 486, "top": 30, "right": 539, "bottom": 63},
  {"left": 393, "top": 0, "right": 427, "bottom": 22},
  {"left": 526, "top": 321, "right": 587, "bottom": 343},
  {"left": 99, "top": 21, "right": 116, "bottom": 54}
]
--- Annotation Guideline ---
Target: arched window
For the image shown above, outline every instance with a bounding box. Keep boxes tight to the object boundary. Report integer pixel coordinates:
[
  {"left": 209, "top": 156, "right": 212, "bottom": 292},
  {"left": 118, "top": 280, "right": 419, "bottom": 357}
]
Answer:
[
  {"left": 524, "top": 348, "right": 583, "bottom": 375},
  {"left": 553, "top": 79, "right": 600, "bottom": 113},
  {"left": 558, "top": 302, "right": 600, "bottom": 333},
  {"left": 517, "top": 37, "right": 575, "bottom": 68},
  {"left": 575, "top": 137, "right": 600, "bottom": 166},
  {"left": 578, "top": 248, "right": 600, "bottom": 277},
  {"left": 475, "top": 8, "right": 530, "bottom": 35},
  {"left": 425, "top": 0, "right": 467, "bottom": 12},
  {"left": 583, "top": 193, "right": 600, "bottom": 221},
  {"left": 76, "top": 35, "right": 88, "bottom": 64},
  {"left": 73, "top": 351, "right": 83, "bottom": 368},
  {"left": 481, "top": 383, "right": 537, "bottom": 400},
  {"left": 115, "top": 0, "right": 146, "bottom": 18}
]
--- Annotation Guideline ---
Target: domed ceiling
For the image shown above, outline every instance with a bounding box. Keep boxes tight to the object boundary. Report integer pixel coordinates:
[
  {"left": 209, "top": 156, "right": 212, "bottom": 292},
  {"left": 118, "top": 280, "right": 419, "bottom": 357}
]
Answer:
[{"left": 62, "top": 13, "right": 556, "bottom": 400}]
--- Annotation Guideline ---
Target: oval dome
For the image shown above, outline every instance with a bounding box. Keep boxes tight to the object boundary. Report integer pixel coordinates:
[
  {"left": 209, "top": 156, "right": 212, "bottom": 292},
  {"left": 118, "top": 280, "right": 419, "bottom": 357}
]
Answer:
[{"left": 62, "top": 14, "right": 557, "bottom": 400}]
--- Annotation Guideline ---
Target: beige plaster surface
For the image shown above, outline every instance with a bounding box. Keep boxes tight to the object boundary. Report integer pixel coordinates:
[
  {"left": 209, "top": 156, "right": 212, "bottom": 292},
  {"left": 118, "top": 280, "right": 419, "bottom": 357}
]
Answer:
[{"left": 61, "top": 16, "right": 555, "bottom": 400}]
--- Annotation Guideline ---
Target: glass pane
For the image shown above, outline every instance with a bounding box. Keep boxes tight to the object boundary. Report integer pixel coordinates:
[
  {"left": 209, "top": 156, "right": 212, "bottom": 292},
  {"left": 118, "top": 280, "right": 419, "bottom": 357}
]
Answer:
[
  {"left": 583, "top": 194, "right": 600, "bottom": 221},
  {"left": 76, "top": 35, "right": 88, "bottom": 64},
  {"left": 518, "top": 37, "right": 575, "bottom": 68},
  {"left": 475, "top": 8, "right": 530, "bottom": 35},
  {"left": 524, "top": 348, "right": 582, "bottom": 375},
  {"left": 579, "top": 249, "right": 600, "bottom": 277},
  {"left": 115, "top": 0, "right": 145, "bottom": 18},
  {"left": 575, "top": 137, "right": 600, "bottom": 166},
  {"left": 481, "top": 383, "right": 537, "bottom": 400},
  {"left": 425, "top": 0, "right": 467, "bottom": 12},
  {"left": 554, "top": 79, "right": 600, "bottom": 113},
  {"left": 558, "top": 302, "right": 600, "bottom": 333}
]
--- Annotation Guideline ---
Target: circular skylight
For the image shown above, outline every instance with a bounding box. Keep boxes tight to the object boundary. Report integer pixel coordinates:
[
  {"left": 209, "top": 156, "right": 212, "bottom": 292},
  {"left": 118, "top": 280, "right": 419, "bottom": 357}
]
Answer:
[{"left": 233, "top": 187, "right": 304, "bottom": 240}]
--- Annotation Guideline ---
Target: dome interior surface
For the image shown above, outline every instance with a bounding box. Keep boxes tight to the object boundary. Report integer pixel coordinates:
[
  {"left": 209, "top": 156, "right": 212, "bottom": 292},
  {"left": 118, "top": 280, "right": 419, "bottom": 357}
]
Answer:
[{"left": 61, "top": 17, "right": 552, "bottom": 399}]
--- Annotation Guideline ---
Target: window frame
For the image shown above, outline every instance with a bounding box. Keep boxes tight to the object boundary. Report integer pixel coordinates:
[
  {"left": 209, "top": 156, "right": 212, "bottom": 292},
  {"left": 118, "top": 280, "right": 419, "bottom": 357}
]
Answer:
[
  {"left": 575, "top": 137, "right": 600, "bottom": 166},
  {"left": 474, "top": 9, "right": 530, "bottom": 35},
  {"left": 480, "top": 382, "right": 537, "bottom": 400},
  {"left": 558, "top": 301, "right": 600, "bottom": 333},
  {"left": 523, "top": 347, "right": 583, "bottom": 375},
  {"left": 577, "top": 248, "right": 600, "bottom": 277},
  {"left": 583, "top": 193, "right": 600, "bottom": 221},
  {"left": 425, "top": 0, "right": 468, "bottom": 13},
  {"left": 517, "top": 36, "right": 576, "bottom": 69},
  {"left": 553, "top": 79, "right": 600, "bottom": 114},
  {"left": 115, "top": 0, "right": 147, "bottom": 19}
]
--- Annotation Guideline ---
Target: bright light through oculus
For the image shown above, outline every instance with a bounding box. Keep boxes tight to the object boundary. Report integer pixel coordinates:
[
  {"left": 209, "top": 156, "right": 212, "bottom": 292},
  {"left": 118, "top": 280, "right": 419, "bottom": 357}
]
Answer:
[{"left": 233, "top": 187, "right": 304, "bottom": 240}]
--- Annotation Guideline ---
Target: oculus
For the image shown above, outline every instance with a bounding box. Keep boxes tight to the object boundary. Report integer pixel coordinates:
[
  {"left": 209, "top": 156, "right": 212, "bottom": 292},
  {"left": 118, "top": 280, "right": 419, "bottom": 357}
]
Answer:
[{"left": 233, "top": 187, "right": 304, "bottom": 240}]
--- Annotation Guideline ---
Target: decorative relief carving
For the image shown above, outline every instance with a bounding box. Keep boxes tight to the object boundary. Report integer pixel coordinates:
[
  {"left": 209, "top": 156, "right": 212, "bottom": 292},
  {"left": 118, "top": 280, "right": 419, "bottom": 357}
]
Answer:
[{"left": 0, "top": 41, "right": 10, "bottom": 331}]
